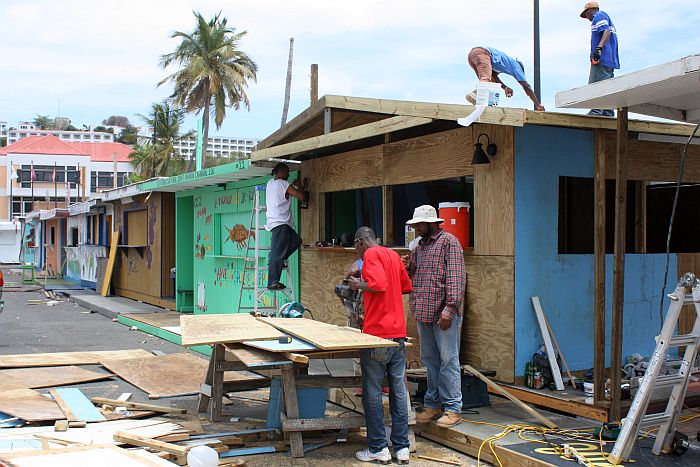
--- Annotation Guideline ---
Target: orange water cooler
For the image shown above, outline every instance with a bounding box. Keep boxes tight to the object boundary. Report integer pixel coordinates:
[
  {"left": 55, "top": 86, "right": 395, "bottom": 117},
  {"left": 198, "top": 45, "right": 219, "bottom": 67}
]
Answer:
[{"left": 439, "top": 202, "right": 470, "bottom": 248}]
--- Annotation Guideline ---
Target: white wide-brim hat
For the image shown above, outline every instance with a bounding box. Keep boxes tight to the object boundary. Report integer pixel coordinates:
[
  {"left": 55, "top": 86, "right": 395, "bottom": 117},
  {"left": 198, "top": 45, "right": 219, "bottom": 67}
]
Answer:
[{"left": 406, "top": 205, "right": 443, "bottom": 225}]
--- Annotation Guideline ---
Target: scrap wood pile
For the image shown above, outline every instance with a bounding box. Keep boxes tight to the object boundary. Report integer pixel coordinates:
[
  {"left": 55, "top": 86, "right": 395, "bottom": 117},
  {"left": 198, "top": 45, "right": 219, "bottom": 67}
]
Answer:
[{"left": 0, "top": 349, "right": 276, "bottom": 466}]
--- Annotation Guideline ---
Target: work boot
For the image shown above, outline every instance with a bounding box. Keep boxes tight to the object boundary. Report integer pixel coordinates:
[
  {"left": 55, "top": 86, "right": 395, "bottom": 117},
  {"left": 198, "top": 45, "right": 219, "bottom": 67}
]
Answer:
[
  {"left": 395, "top": 447, "right": 410, "bottom": 464},
  {"left": 356, "top": 447, "right": 391, "bottom": 464},
  {"left": 436, "top": 411, "right": 462, "bottom": 428},
  {"left": 415, "top": 407, "right": 441, "bottom": 424}
]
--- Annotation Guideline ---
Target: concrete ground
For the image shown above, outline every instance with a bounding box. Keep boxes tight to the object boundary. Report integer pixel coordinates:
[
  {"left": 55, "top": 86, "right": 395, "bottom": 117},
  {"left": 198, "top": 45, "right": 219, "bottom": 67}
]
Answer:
[{"left": 0, "top": 269, "right": 481, "bottom": 466}]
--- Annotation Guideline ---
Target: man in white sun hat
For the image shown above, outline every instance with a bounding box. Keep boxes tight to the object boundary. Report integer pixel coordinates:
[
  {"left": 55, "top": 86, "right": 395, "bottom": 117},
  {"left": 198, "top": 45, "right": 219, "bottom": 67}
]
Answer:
[{"left": 404, "top": 205, "right": 466, "bottom": 428}]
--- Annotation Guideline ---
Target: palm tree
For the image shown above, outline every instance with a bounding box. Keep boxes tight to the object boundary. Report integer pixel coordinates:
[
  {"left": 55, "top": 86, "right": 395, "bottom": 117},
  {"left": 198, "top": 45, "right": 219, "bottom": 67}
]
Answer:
[
  {"left": 137, "top": 100, "right": 188, "bottom": 176},
  {"left": 158, "top": 11, "right": 257, "bottom": 170}
]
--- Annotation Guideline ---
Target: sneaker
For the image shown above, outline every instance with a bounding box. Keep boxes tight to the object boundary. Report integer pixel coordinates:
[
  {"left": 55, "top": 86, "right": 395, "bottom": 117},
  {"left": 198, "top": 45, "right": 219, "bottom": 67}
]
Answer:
[
  {"left": 266, "top": 282, "right": 286, "bottom": 290},
  {"left": 353, "top": 387, "right": 363, "bottom": 397},
  {"left": 356, "top": 447, "right": 391, "bottom": 464},
  {"left": 395, "top": 447, "right": 410, "bottom": 465},
  {"left": 436, "top": 411, "right": 462, "bottom": 428},
  {"left": 466, "top": 91, "right": 477, "bottom": 104},
  {"left": 382, "top": 386, "right": 390, "bottom": 396},
  {"left": 416, "top": 407, "right": 441, "bottom": 424}
]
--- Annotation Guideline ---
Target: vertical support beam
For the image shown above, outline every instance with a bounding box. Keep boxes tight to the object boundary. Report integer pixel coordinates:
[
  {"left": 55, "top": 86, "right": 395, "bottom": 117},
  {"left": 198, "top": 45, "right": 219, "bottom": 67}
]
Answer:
[
  {"left": 635, "top": 181, "right": 647, "bottom": 253},
  {"left": 211, "top": 344, "right": 225, "bottom": 422},
  {"left": 281, "top": 365, "right": 304, "bottom": 457},
  {"left": 323, "top": 108, "right": 332, "bottom": 135},
  {"left": 593, "top": 129, "right": 606, "bottom": 404},
  {"left": 310, "top": 64, "right": 319, "bottom": 103},
  {"left": 610, "top": 107, "right": 629, "bottom": 421},
  {"left": 382, "top": 186, "right": 393, "bottom": 245}
]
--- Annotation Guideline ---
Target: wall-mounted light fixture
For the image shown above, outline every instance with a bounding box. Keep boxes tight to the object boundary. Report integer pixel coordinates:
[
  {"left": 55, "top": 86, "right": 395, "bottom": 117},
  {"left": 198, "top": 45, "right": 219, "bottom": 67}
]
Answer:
[{"left": 472, "top": 133, "right": 498, "bottom": 165}]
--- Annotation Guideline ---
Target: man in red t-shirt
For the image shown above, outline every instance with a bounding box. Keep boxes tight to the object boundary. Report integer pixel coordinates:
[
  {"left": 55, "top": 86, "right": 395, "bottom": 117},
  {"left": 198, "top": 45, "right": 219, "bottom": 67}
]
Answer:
[{"left": 347, "top": 226, "right": 412, "bottom": 464}]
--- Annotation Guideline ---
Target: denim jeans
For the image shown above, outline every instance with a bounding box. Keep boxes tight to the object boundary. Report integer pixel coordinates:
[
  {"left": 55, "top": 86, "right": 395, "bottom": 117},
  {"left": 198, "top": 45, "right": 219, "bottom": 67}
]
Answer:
[
  {"left": 417, "top": 315, "right": 463, "bottom": 413},
  {"left": 587, "top": 64, "right": 615, "bottom": 117},
  {"left": 360, "top": 339, "right": 410, "bottom": 454},
  {"left": 267, "top": 224, "right": 301, "bottom": 285}
]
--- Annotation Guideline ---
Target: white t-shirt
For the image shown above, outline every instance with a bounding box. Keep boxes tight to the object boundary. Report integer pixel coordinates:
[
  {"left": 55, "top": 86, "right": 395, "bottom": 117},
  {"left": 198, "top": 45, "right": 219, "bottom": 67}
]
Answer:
[{"left": 265, "top": 178, "right": 293, "bottom": 230}]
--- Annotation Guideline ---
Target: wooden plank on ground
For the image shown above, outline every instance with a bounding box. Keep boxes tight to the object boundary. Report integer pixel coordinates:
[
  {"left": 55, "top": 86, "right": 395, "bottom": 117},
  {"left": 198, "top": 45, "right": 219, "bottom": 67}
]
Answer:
[
  {"left": 530, "top": 297, "right": 565, "bottom": 390},
  {"left": 91, "top": 398, "right": 186, "bottom": 415},
  {"left": 33, "top": 418, "right": 183, "bottom": 446},
  {"left": 0, "top": 349, "right": 153, "bottom": 368},
  {"left": 113, "top": 431, "right": 189, "bottom": 457},
  {"left": 0, "top": 366, "right": 113, "bottom": 389},
  {"left": 257, "top": 317, "right": 399, "bottom": 350},
  {"left": 464, "top": 365, "right": 557, "bottom": 429},
  {"left": 49, "top": 388, "right": 106, "bottom": 422},
  {"left": 101, "top": 230, "right": 119, "bottom": 296},
  {"left": 0, "top": 444, "right": 170, "bottom": 467},
  {"left": 0, "top": 383, "right": 65, "bottom": 422},
  {"left": 99, "top": 352, "right": 261, "bottom": 398},
  {"left": 180, "top": 313, "right": 284, "bottom": 346}
]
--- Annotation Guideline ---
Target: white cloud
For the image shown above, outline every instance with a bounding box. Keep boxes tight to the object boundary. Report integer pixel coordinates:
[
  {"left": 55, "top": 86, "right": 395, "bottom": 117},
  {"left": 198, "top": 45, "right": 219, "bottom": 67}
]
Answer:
[{"left": 1, "top": 1, "right": 699, "bottom": 137}]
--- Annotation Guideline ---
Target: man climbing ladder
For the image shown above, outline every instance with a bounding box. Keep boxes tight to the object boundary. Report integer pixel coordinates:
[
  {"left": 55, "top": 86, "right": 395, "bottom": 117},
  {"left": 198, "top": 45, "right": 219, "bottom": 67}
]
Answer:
[{"left": 265, "top": 163, "right": 306, "bottom": 290}]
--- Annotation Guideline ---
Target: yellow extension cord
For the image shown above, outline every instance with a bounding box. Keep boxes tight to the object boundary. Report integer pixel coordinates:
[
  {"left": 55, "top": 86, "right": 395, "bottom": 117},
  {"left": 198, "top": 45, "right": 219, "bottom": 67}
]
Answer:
[{"left": 462, "top": 411, "right": 700, "bottom": 467}]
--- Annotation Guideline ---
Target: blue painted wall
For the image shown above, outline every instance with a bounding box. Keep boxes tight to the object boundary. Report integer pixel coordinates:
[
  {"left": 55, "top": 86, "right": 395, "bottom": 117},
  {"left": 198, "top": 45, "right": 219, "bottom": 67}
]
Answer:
[{"left": 513, "top": 125, "right": 678, "bottom": 376}]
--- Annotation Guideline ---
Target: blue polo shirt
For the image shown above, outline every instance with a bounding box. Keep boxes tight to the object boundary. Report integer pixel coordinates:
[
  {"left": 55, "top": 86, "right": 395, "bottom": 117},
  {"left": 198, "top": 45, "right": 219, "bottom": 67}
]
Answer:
[
  {"left": 590, "top": 10, "right": 620, "bottom": 69},
  {"left": 487, "top": 47, "right": 527, "bottom": 82}
]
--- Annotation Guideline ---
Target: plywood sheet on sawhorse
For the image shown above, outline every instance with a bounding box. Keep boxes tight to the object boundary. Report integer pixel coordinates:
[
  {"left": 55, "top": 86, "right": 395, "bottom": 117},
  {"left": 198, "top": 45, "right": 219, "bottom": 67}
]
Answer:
[
  {"left": 257, "top": 317, "right": 399, "bottom": 350},
  {"left": 100, "top": 352, "right": 266, "bottom": 398},
  {"left": 0, "top": 366, "right": 113, "bottom": 389},
  {"left": 180, "top": 313, "right": 284, "bottom": 346},
  {"left": 0, "top": 349, "right": 153, "bottom": 368}
]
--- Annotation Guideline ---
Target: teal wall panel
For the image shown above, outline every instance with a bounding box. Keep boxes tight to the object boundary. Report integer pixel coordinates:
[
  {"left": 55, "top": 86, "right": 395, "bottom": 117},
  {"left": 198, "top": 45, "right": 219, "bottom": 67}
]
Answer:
[{"left": 188, "top": 174, "right": 300, "bottom": 315}]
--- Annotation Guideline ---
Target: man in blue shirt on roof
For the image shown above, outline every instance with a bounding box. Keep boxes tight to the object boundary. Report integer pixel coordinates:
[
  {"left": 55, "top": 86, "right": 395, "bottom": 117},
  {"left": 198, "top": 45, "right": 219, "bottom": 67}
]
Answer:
[
  {"left": 467, "top": 46, "right": 545, "bottom": 111},
  {"left": 580, "top": 1, "right": 620, "bottom": 117}
]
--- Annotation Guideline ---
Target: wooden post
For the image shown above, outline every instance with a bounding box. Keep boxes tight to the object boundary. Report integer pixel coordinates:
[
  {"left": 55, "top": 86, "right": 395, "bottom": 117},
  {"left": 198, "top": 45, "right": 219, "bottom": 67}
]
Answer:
[
  {"left": 382, "top": 186, "right": 393, "bottom": 245},
  {"left": 211, "top": 344, "right": 225, "bottom": 422},
  {"left": 594, "top": 129, "right": 606, "bottom": 403},
  {"left": 610, "top": 107, "right": 628, "bottom": 421},
  {"left": 310, "top": 64, "right": 318, "bottom": 103},
  {"left": 281, "top": 365, "right": 304, "bottom": 457}
]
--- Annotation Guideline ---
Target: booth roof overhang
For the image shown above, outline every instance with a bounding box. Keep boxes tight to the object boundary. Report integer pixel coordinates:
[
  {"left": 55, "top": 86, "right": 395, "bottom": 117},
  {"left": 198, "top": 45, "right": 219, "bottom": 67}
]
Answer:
[{"left": 556, "top": 54, "right": 700, "bottom": 124}]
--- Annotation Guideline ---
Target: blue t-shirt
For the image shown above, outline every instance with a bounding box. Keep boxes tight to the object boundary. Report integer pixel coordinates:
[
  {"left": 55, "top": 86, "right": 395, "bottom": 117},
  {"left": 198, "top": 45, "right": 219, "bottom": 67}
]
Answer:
[
  {"left": 590, "top": 11, "right": 620, "bottom": 69},
  {"left": 487, "top": 47, "right": 527, "bottom": 82}
]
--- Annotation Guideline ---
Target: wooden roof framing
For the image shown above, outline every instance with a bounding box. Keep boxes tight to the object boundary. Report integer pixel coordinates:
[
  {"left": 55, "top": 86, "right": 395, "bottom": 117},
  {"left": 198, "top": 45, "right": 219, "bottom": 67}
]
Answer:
[{"left": 251, "top": 94, "right": 700, "bottom": 162}]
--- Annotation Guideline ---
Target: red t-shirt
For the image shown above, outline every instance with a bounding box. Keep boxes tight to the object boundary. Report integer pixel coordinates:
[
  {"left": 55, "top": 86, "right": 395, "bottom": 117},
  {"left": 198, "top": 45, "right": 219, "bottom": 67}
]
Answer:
[{"left": 361, "top": 246, "right": 412, "bottom": 339}]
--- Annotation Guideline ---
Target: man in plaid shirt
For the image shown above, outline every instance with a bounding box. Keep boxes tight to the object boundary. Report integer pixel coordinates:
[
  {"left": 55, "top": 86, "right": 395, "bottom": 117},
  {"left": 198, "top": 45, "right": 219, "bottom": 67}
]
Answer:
[{"left": 404, "top": 205, "right": 466, "bottom": 428}]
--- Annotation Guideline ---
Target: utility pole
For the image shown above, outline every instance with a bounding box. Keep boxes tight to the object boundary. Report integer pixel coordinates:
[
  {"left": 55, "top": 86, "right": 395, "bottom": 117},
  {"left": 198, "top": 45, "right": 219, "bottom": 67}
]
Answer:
[
  {"left": 281, "top": 38, "right": 294, "bottom": 126},
  {"left": 310, "top": 64, "right": 318, "bottom": 103},
  {"left": 533, "top": 0, "right": 541, "bottom": 106}
]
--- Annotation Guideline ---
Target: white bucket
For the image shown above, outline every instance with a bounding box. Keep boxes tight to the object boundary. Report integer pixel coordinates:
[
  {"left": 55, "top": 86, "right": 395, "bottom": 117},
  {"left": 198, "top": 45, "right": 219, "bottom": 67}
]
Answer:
[{"left": 475, "top": 82, "right": 502, "bottom": 107}]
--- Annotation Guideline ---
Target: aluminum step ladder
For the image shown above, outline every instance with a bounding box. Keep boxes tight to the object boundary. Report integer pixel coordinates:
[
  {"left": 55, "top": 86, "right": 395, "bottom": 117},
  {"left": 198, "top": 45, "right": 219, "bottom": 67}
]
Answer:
[
  {"left": 609, "top": 272, "right": 700, "bottom": 464},
  {"left": 236, "top": 185, "right": 295, "bottom": 316}
]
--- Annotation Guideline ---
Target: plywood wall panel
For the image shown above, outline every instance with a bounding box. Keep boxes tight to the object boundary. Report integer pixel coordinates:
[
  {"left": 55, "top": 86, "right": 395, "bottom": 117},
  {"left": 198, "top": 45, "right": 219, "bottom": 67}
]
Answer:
[
  {"left": 383, "top": 127, "right": 473, "bottom": 185},
  {"left": 473, "top": 124, "right": 515, "bottom": 256},
  {"left": 461, "top": 255, "right": 515, "bottom": 383},
  {"left": 314, "top": 146, "right": 384, "bottom": 193}
]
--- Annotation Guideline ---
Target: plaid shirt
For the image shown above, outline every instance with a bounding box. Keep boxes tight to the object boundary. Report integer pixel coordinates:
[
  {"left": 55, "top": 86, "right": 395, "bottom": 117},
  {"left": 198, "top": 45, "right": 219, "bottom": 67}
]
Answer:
[{"left": 407, "top": 229, "right": 466, "bottom": 323}]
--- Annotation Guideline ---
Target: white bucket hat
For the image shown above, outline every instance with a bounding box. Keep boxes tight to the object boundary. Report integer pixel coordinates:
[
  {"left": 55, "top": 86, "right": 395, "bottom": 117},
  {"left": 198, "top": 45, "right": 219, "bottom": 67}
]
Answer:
[{"left": 406, "top": 205, "right": 443, "bottom": 225}]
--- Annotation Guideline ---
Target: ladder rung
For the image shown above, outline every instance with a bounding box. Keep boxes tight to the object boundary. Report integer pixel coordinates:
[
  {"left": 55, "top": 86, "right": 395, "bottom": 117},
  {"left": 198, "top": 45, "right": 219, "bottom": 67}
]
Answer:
[
  {"left": 668, "top": 334, "right": 699, "bottom": 347},
  {"left": 655, "top": 373, "right": 686, "bottom": 389},
  {"left": 640, "top": 412, "right": 672, "bottom": 429}
]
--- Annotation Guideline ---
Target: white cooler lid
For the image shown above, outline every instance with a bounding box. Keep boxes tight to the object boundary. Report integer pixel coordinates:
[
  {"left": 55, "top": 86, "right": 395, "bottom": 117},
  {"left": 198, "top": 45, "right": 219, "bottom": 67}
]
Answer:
[{"left": 439, "top": 202, "right": 470, "bottom": 209}]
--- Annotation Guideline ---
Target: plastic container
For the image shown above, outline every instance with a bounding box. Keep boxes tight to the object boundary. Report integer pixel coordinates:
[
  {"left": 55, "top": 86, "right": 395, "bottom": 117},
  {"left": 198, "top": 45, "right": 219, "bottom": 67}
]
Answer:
[
  {"left": 439, "top": 202, "right": 470, "bottom": 248},
  {"left": 475, "top": 82, "right": 502, "bottom": 107}
]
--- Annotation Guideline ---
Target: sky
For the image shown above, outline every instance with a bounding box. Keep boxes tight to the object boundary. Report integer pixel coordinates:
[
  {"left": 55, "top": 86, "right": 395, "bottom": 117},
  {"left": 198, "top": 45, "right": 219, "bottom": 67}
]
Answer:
[{"left": 1, "top": 0, "right": 699, "bottom": 141}]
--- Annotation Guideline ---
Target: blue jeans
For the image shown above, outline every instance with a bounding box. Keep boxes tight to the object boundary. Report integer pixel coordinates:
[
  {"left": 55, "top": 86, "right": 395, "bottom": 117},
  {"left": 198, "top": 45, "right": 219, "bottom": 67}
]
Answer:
[
  {"left": 360, "top": 339, "right": 410, "bottom": 454},
  {"left": 268, "top": 224, "right": 301, "bottom": 285},
  {"left": 587, "top": 64, "right": 615, "bottom": 117},
  {"left": 417, "top": 315, "right": 463, "bottom": 413}
]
